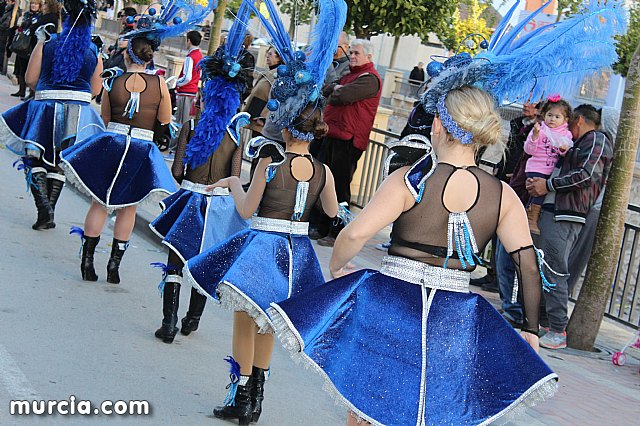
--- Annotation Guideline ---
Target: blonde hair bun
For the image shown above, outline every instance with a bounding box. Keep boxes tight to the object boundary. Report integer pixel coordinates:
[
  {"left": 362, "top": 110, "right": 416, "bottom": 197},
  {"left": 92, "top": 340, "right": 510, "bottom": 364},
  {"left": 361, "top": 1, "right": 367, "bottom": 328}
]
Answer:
[{"left": 445, "top": 86, "right": 502, "bottom": 148}]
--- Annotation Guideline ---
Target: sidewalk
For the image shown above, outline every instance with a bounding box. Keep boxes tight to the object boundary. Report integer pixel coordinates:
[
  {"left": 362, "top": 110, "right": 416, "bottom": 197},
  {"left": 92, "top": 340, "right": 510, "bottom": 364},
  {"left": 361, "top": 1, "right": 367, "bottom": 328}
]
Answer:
[{"left": 1, "top": 74, "right": 638, "bottom": 425}]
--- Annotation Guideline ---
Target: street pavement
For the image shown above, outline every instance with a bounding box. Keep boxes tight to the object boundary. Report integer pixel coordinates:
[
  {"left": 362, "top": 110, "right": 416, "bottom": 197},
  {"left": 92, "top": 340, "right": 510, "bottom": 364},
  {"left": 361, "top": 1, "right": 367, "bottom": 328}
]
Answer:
[{"left": 0, "top": 73, "right": 638, "bottom": 425}]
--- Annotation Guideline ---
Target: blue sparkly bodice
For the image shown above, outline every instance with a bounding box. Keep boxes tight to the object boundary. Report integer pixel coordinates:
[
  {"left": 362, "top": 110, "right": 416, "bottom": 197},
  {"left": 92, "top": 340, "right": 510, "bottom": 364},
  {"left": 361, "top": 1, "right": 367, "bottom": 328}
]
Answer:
[{"left": 35, "top": 34, "right": 98, "bottom": 93}]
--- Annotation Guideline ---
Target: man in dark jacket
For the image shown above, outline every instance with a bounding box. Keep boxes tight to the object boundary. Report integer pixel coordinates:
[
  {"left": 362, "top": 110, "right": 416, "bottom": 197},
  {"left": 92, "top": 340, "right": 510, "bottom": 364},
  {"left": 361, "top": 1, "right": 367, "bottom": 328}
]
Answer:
[
  {"left": 409, "top": 62, "right": 425, "bottom": 84},
  {"left": 526, "top": 104, "right": 613, "bottom": 350}
]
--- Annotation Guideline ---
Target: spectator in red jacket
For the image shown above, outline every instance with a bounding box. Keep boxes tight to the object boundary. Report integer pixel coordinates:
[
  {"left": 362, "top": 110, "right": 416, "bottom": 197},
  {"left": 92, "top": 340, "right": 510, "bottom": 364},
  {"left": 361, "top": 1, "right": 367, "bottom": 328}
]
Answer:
[
  {"left": 175, "top": 30, "right": 203, "bottom": 124},
  {"left": 314, "top": 39, "right": 382, "bottom": 247}
]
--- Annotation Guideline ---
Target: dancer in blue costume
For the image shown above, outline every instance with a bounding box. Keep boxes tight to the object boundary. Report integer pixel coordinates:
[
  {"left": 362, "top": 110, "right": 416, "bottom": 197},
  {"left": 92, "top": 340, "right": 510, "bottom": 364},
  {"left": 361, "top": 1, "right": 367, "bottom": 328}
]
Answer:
[
  {"left": 184, "top": 0, "right": 347, "bottom": 422},
  {"left": 269, "top": 1, "right": 626, "bottom": 424},
  {"left": 0, "top": 0, "right": 104, "bottom": 230},
  {"left": 151, "top": 3, "right": 255, "bottom": 344},
  {"left": 60, "top": 0, "right": 216, "bottom": 285}
]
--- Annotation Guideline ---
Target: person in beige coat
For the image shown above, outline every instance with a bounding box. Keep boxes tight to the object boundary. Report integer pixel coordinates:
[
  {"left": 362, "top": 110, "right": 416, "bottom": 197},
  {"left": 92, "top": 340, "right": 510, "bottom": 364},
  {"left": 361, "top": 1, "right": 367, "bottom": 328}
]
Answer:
[{"left": 243, "top": 46, "right": 282, "bottom": 137}]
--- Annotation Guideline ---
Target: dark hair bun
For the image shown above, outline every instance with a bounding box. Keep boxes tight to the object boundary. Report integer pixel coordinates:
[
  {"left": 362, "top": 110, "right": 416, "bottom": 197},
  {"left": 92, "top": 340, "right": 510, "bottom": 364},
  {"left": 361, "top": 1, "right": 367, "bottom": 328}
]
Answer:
[
  {"left": 131, "top": 38, "right": 154, "bottom": 63},
  {"left": 291, "top": 102, "right": 327, "bottom": 141}
]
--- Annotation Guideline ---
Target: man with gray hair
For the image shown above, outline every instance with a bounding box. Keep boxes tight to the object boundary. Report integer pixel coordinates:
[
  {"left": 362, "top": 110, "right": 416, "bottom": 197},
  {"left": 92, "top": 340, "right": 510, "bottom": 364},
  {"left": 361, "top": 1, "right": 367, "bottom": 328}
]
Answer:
[{"left": 314, "top": 38, "right": 382, "bottom": 247}]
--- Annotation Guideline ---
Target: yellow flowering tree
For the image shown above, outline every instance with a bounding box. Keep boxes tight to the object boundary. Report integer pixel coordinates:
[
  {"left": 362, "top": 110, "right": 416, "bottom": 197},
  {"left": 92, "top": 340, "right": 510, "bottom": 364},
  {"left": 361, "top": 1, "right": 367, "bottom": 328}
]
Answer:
[{"left": 443, "top": 0, "right": 493, "bottom": 55}]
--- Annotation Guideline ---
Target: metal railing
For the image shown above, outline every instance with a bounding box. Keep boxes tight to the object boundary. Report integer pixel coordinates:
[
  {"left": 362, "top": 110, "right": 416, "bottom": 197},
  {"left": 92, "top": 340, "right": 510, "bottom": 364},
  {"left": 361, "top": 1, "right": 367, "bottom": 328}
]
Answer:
[
  {"left": 350, "top": 128, "right": 396, "bottom": 209},
  {"left": 568, "top": 205, "right": 640, "bottom": 329},
  {"left": 392, "top": 77, "right": 425, "bottom": 99}
]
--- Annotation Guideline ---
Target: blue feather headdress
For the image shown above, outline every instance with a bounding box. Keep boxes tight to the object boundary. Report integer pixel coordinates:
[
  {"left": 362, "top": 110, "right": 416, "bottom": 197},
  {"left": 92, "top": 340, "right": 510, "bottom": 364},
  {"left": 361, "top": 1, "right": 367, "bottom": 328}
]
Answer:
[
  {"left": 184, "top": 1, "right": 253, "bottom": 169},
  {"left": 421, "top": 0, "right": 627, "bottom": 113},
  {"left": 247, "top": 0, "right": 347, "bottom": 132},
  {"left": 121, "top": 0, "right": 217, "bottom": 51},
  {"left": 52, "top": 0, "right": 97, "bottom": 85}
]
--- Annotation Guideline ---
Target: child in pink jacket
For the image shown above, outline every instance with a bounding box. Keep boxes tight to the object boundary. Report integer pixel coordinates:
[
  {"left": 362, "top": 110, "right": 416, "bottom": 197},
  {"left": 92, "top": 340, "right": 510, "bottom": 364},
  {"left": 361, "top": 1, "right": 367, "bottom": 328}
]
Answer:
[{"left": 524, "top": 96, "right": 573, "bottom": 234}]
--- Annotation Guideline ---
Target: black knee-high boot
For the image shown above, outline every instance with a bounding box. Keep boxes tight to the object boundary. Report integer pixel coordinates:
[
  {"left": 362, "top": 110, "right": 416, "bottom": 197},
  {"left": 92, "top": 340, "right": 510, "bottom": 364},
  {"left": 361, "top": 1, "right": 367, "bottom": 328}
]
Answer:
[
  {"left": 214, "top": 375, "right": 254, "bottom": 426},
  {"left": 46, "top": 173, "right": 65, "bottom": 228},
  {"left": 155, "top": 273, "right": 181, "bottom": 343},
  {"left": 81, "top": 235, "right": 100, "bottom": 281},
  {"left": 180, "top": 287, "right": 207, "bottom": 336},
  {"left": 106, "top": 238, "right": 129, "bottom": 284},
  {"left": 30, "top": 170, "right": 54, "bottom": 230},
  {"left": 251, "top": 366, "right": 268, "bottom": 423}
]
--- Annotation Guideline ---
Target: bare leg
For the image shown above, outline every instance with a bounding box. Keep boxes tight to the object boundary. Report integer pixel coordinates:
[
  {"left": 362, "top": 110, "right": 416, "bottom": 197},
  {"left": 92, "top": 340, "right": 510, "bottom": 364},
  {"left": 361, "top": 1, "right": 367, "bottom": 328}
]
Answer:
[
  {"left": 347, "top": 411, "right": 371, "bottom": 425},
  {"left": 114, "top": 206, "right": 137, "bottom": 240},
  {"left": 84, "top": 201, "right": 108, "bottom": 237},
  {"left": 253, "top": 332, "right": 274, "bottom": 370},
  {"left": 232, "top": 312, "right": 257, "bottom": 376}
]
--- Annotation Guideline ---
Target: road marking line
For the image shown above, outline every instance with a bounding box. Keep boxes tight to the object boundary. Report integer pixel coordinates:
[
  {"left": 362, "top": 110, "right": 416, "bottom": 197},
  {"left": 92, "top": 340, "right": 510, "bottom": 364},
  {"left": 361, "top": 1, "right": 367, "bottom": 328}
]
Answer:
[{"left": 0, "top": 344, "right": 39, "bottom": 400}]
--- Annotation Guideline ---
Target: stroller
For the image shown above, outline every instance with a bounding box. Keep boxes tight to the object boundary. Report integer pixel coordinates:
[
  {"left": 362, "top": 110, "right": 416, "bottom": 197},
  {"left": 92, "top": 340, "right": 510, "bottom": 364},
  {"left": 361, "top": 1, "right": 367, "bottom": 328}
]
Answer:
[{"left": 611, "top": 329, "right": 640, "bottom": 371}]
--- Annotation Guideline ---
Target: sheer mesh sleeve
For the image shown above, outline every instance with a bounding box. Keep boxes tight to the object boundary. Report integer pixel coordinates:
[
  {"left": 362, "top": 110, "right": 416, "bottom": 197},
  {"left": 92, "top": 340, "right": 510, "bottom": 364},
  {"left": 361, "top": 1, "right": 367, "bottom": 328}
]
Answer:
[
  {"left": 510, "top": 245, "right": 541, "bottom": 336},
  {"left": 171, "top": 122, "right": 191, "bottom": 183}
]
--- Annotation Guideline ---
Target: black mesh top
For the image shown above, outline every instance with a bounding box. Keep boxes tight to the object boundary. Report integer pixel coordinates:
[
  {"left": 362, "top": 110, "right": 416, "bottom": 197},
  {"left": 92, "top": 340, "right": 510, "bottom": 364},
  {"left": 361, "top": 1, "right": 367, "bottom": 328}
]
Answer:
[
  {"left": 257, "top": 153, "right": 326, "bottom": 222},
  {"left": 390, "top": 163, "right": 542, "bottom": 335},
  {"left": 109, "top": 72, "right": 162, "bottom": 130},
  {"left": 389, "top": 163, "right": 503, "bottom": 271}
]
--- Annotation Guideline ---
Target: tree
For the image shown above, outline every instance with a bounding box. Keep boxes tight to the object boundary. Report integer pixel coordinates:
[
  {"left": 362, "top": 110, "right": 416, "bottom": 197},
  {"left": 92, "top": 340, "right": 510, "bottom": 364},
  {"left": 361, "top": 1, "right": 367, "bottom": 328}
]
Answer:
[
  {"left": 278, "top": 0, "right": 314, "bottom": 38},
  {"left": 614, "top": 1, "right": 640, "bottom": 77},
  {"left": 208, "top": 0, "right": 227, "bottom": 54},
  {"left": 556, "top": 0, "right": 583, "bottom": 21},
  {"left": 442, "top": 0, "right": 494, "bottom": 54},
  {"left": 566, "top": 42, "right": 640, "bottom": 351},
  {"left": 343, "top": 0, "right": 458, "bottom": 41}
]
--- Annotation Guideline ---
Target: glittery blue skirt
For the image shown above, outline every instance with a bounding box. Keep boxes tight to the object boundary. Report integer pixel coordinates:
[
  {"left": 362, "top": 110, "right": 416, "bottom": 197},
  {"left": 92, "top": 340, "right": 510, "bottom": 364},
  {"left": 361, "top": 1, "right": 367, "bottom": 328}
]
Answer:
[
  {"left": 149, "top": 190, "right": 249, "bottom": 263},
  {"left": 269, "top": 269, "right": 558, "bottom": 425},
  {"left": 184, "top": 228, "right": 325, "bottom": 333},
  {"left": 0, "top": 99, "right": 104, "bottom": 167},
  {"left": 59, "top": 132, "right": 176, "bottom": 209}
]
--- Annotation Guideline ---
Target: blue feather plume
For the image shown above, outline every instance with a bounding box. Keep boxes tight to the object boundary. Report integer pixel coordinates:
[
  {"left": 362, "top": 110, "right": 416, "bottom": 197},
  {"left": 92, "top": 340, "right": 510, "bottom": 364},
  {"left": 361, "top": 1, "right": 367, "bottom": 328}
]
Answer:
[
  {"left": 185, "top": 77, "right": 241, "bottom": 168},
  {"left": 477, "top": 0, "right": 627, "bottom": 103},
  {"left": 69, "top": 226, "right": 85, "bottom": 239},
  {"left": 249, "top": 0, "right": 346, "bottom": 129},
  {"left": 69, "top": 226, "right": 85, "bottom": 258},
  {"left": 222, "top": 355, "right": 242, "bottom": 406},
  {"left": 306, "top": 0, "right": 348, "bottom": 87},
  {"left": 53, "top": 18, "right": 93, "bottom": 84},
  {"left": 226, "top": 1, "right": 251, "bottom": 58},
  {"left": 422, "top": 0, "right": 627, "bottom": 111},
  {"left": 122, "top": 0, "right": 217, "bottom": 48},
  {"left": 245, "top": 0, "right": 295, "bottom": 62}
]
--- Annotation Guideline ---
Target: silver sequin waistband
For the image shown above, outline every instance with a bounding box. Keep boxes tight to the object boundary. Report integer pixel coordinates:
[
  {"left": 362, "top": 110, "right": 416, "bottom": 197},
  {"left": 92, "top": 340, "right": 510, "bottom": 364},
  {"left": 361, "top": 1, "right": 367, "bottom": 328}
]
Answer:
[
  {"left": 107, "top": 122, "right": 155, "bottom": 142},
  {"left": 181, "top": 180, "right": 229, "bottom": 196},
  {"left": 35, "top": 90, "right": 92, "bottom": 103},
  {"left": 250, "top": 216, "right": 309, "bottom": 235},
  {"left": 380, "top": 255, "right": 470, "bottom": 293}
]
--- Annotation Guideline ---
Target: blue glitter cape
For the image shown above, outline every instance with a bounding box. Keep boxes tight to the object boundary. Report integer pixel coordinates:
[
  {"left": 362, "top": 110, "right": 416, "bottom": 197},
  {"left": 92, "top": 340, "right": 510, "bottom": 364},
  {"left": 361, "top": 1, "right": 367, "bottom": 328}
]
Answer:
[
  {"left": 269, "top": 269, "right": 558, "bottom": 425},
  {"left": 184, "top": 229, "right": 325, "bottom": 334},
  {"left": 149, "top": 190, "right": 249, "bottom": 263},
  {"left": 60, "top": 132, "right": 176, "bottom": 208}
]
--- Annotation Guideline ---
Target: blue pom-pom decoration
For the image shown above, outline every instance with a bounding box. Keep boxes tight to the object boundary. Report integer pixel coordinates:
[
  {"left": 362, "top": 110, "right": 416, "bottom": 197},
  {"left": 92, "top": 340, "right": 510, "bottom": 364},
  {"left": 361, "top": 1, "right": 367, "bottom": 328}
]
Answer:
[
  {"left": 267, "top": 99, "right": 280, "bottom": 111},
  {"left": 294, "top": 50, "right": 306, "bottom": 62},
  {"left": 126, "top": 16, "right": 135, "bottom": 24},
  {"left": 173, "top": 17, "right": 183, "bottom": 25},
  {"left": 479, "top": 40, "right": 488, "bottom": 49},
  {"left": 295, "top": 71, "right": 312, "bottom": 84},
  {"left": 426, "top": 61, "right": 444, "bottom": 77},
  {"left": 148, "top": 8, "right": 156, "bottom": 16},
  {"left": 277, "top": 64, "right": 290, "bottom": 77}
]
